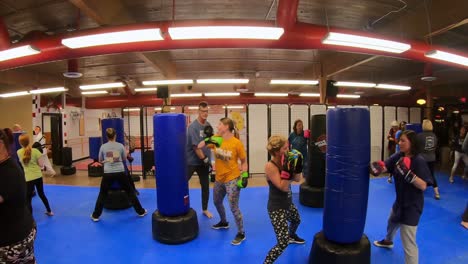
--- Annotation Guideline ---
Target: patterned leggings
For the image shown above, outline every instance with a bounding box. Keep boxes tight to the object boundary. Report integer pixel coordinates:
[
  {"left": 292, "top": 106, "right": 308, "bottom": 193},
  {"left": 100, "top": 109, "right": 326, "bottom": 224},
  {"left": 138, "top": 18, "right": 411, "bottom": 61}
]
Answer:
[
  {"left": 264, "top": 204, "right": 301, "bottom": 264},
  {"left": 213, "top": 179, "right": 243, "bottom": 233},
  {"left": 0, "top": 227, "right": 36, "bottom": 264}
]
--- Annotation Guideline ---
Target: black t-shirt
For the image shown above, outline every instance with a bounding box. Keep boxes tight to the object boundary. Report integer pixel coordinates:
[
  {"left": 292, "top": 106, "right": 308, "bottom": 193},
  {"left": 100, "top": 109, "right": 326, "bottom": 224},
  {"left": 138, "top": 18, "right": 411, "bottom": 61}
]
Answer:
[
  {"left": 0, "top": 158, "right": 34, "bottom": 247},
  {"left": 385, "top": 153, "right": 432, "bottom": 226},
  {"left": 267, "top": 160, "right": 292, "bottom": 211}
]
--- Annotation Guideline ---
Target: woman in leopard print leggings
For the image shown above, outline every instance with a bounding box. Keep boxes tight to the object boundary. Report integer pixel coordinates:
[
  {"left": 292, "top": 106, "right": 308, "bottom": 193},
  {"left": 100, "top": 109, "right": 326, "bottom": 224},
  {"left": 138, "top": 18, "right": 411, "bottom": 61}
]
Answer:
[{"left": 264, "top": 135, "right": 305, "bottom": 263}]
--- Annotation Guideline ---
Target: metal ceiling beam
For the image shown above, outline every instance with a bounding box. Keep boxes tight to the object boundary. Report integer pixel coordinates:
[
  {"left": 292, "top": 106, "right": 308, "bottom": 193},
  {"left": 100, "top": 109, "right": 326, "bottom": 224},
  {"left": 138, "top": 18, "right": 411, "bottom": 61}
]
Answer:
[
  {"left": 277, "top": 0, "right": 299, "bottom": 30},
  {"left": 0, "top": 68, "right": 61, "bottom": 88}
]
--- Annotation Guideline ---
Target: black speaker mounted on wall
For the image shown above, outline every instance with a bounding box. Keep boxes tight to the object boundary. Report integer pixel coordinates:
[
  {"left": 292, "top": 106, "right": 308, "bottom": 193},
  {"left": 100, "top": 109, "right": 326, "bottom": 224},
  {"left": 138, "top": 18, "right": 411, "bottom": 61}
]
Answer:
[
  {"left": 156, "top": 86, "right": 169, "bottom": 99},
  {"left": 326, "top": 80, "right": 338, "bottom": 98}
]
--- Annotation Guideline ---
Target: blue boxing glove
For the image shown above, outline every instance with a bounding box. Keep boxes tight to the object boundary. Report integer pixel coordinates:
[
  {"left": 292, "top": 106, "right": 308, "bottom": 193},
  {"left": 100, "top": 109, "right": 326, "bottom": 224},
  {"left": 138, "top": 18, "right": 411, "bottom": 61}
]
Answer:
[
  {"left": 395, "top": 157, "right": 416, "bottom": 184},
  {"left": 237, "top": 171, "right": 249, "bottom": 188}
]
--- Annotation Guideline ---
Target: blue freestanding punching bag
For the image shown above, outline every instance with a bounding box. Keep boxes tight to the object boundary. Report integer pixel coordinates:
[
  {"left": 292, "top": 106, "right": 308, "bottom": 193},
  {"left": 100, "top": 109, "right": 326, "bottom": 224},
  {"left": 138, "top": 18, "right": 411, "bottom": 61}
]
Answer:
[
  {"left": 13, "top": 132, "right": 23, "bottom": 152},
  {"left": 406, "top": 123, "right": 422, "bottom": 133},
  {"left": 323, "top": 108, "right": 370, "bottom": 243},
  {"left": 89, "top": 137, "right": 102, "bottom": 161},
  {"left": 309, "top": 108, "right": 371, "bottom": 264},
  {"left": 152, "top": 113, "right": 198, "bottom": 244},
  {"left": 154, "top": 113, "right": 189, "bottom": 216},
  {"left": 101, "top": 118, "right": 125, "bottom": 144}
]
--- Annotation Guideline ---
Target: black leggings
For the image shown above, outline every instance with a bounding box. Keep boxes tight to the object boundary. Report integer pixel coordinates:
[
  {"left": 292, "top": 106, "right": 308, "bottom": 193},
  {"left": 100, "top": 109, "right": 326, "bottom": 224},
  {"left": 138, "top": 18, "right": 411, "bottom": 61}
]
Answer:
[
  {"left": 187, "top": 165, "right": 210, "bottom": 211},
  {"left": 427, "top": 161, "right": 438, "bottom": 188},
  {"left": 264, "top": 204, "right": 301, "bottom": 264},
  {"left": 27, "top": 177, "right": 52, "bottom": 214}
]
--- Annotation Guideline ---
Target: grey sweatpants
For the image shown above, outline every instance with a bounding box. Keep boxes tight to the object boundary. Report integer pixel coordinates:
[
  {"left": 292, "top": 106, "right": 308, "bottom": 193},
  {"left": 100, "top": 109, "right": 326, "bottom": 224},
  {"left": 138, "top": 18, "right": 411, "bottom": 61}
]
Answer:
[{"left": 385, "top": 209, "right": 419, "bottom": 264}]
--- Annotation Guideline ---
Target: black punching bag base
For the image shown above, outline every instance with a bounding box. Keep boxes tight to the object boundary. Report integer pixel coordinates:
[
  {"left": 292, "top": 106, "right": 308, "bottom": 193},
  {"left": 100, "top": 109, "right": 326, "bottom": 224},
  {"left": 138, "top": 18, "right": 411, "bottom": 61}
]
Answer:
[
  {"left": 152, "top": 208, "right": 199, "bottom": 244},
  {"left": 309, "top": 231, "right": 370, "bottom": 264},
  {"left": 103, "top": 189, "right": 132, "bottom": 210},
  {"left": 60, "top": 166, "right": 76, "bottom": 176},
  {"left": 299, "top": 183, "right": 324, "bottom": 208},
  {"left": 87, "top": 164, "right": 103, "bottom": 177}
]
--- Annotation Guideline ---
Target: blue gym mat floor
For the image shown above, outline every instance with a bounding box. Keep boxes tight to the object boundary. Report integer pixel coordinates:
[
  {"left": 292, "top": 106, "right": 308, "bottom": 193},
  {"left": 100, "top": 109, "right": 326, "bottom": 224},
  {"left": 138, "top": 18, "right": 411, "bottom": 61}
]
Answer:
[{"left": 32, "top": 173, "right": 467, "bottom": 264}]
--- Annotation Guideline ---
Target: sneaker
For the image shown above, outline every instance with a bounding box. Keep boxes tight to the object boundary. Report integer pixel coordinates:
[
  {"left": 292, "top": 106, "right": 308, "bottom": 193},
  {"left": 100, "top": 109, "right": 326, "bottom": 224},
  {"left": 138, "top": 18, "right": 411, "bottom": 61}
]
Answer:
[
  {"left": 45, "top": 211, "right": 54, "bottom": 216},
  {"left": 289, "top": 234, "right": 306, "bottom": 244},
  {"left": 138, "top": 209, "right": 148, "bottom": 217},
  {"left": 231, "top": 232, "right": 246, "bottom": 245},
  {"left": 373, "top": 239, "right": 393, "bottom": 249},
  {"left": 435, "top": 193, "right": 441, "bottom": 200},
  {"left": 387, "top": 177, "right": 393, "bottom": 183},
  {"left": 90, "top": 214, "right": 100, "bottom": 222},
  {"left": 449, "top": 176, "right": 454, "bottom": 184},
  {"left": 212, "top": 221, "right": 229, "bottom": 230}
]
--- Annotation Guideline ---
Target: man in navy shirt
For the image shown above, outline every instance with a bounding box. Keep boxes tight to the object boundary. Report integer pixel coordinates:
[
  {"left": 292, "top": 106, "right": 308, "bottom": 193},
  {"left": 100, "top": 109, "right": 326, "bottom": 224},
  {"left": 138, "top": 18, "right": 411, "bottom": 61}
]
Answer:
[{"left": 370, "top": 130, "right": 432, "bottom": 264}]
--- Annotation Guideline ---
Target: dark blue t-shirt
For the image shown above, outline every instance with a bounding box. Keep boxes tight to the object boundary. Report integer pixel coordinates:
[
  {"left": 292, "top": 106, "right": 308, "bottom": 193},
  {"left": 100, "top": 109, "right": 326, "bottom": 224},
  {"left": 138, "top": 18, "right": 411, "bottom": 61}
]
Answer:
[
  {"left": 385, "top": 152, "right": 433, "bottom": 226},
  {"left": 288, "top": 131, "right": 308, "bottom": 159}
]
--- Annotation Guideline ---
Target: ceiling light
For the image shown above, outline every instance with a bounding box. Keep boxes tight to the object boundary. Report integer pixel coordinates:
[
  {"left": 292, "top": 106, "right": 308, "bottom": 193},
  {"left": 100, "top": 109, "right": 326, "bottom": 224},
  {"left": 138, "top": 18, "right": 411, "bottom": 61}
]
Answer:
[
  {"left": 123, "top": 108, "right": 141, "bottom": 112},
  {"left": 142, "top": 80, "right": 193, "bottom": 85},
  {"left": 0, "top": 45, "right": 40, "bottom": 61},
  {"left": 223, "top": 105, "right": 244, "bottom": 109},
  {"left": 155, "top": 107, "right": 176, "bottom": 111},
  {"left": 416, "top": 99, "right": 426, "bottom": 105},
  {"left": 204, "top": 92, "right": 240, "bottom": 97},
  {"left": 196, "top": 79, "right": 249, "bottom": 84},
  {"left": 81, "top": 91, "right": 108, "bottom": 95},
  {"left": 171, "top": 93, "right": 202, "bottom": 97},
  {"left": 254, "top": 93, "right": 288, "bottom": 97},
  {"left": 425, "top": 50, "right": 468, "bottom": 67},
  {"left": 135, "top": 87, "right": 157, "bottom": 92},
  {"left": 62, "top": 28, "right": 163, "bottom": 49},
  {"left": 29, "top": 87, "right": 68, "bottom": 94},
  {"left": 270, "top": 80, "right": 319, "bottom": 85},
  {"left": 299, "top": 93, "right": 320, "bottom": 97},
  {"left": 337, "top": 94, "right": 360, "bottom": 98},
  {"left": 169, "top": 26, "right": 284, "bottom": 40},
  {"left": 453, "top": 110, "right": 460, "bottom": 114},
  {"left": 376, "top": 84, "right": 411, "bottom": 90},
  {"left": 80, "top": 82, "right": 125, "bottom": 90},
  {"left": 0, "top": 91, "right": 30, "bottom": 98},
  {"left": 334, "top": 81, "right": 376, "bottom": 87},
  {"left": 322, "top": 32, "right": 411, "bottom": 53}
]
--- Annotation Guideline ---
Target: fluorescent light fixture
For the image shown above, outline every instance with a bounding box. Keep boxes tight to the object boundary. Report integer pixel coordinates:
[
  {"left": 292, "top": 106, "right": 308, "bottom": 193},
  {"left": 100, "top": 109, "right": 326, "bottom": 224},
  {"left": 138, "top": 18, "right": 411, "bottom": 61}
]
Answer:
[
  {"left": 223, "top": 105, "right": 244, "bottom": 109},
  {"left": 0, "top": 91, "right": 30, "bottom": 98},
  {"left": 29, "top": 87, "right": 68, "bottom": 94},
  {"left": 135, "top": 87, "right": 157, "bottom": 92},
  {"left": 204, "top": 92, "right": 240, "bottom": 97},
  {"left": 123, "top": 108, "right": 141, "bottom": 112},
  {"left": 337, "top": 94, "right": 360, "bottom": 98},
  {"left": 187, "top": 106, "right": 199, "bottom": 110},
  {"left": 322, "top": 32, "right": 411, "bottom": 53},
  {"left": 299, "top": 93, "right": 320, "bottom": 97},
  {"left": 80, "top": 82, "right": 125, "bottom": 90},
  {"left": 270, "top": 80, "right": 319, "bottom": 85},
  {"left": 169, "top": 26, "right": 284, "bottom": 40},
  {"left": 155, "top": 107, "right": 175, "bottom": 111},
  {"left": 62, "top": 28, "right": 163, "bottom": 49},
  {"left": 171, "top": 93, "right": 202, "bottom": 97},
  {"left": 81, "top": 91, "right": 108, "bottom": 95},
  {"left": 416, "top": 99, "right": 426, "bottom": 105},
  {"left": 142, "top": 80, "right": 193, "bottom": 85},
  {"left": 334, "top": 81, "right": 376, "bottom": 88},
  {"left": 197, "top": 79, "right": 249, "bottom": 84},
  {"left": 254, "top": 93, "right": 288, "bottom": 97},
  {"left": 328, "top": 106, "right": 336, "bottom": 109},
  {"left": 425, "top": 50, "right": 468, "bottom": 67},
  {"left": 0, "top": 45, "right": 40, "bottom": 61},
  {"left": 376, "top": 84, "right": 411, "bottom": 90}
]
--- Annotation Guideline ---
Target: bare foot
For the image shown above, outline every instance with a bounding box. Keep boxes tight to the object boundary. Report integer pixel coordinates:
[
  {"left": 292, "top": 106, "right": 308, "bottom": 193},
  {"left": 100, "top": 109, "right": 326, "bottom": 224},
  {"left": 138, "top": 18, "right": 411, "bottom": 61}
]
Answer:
[
  {"left": 45, "top": 211, "right": 54, "bottom": 216},
  {"left": 203, "top": 210, "right": 213, "bottom": 218},
  {"left": 461, "top": 221, "right": 468, "bottom": 229}
]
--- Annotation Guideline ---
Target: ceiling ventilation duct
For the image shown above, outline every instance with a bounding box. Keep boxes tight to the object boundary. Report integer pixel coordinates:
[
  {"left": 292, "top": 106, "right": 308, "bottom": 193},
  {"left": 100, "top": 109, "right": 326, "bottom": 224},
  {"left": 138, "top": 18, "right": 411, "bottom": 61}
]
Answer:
[{"left": 63, "top": 59, "right": 83, "bottom": 78}]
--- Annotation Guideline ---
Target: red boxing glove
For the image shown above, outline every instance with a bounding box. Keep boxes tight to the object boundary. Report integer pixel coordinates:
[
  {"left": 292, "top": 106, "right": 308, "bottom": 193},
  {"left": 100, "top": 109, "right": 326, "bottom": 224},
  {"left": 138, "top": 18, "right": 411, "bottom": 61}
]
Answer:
[
  {"left": 369, "top": 160, "right": 385, "bottom": 176},
  {"left": 280, "top": 153, "right": 292, "bottom": 180},
  {"left": 280, "top": 170, "right": 292, "bottom": 180},
  {"left": 395, "top": 157, "right": 416, "bottom": 184}
]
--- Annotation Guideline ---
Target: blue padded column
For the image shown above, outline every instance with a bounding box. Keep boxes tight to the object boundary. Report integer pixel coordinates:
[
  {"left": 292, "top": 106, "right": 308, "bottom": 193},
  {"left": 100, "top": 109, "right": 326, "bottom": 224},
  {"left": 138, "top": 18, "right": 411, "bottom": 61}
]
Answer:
[
  {"left": 323, "top": 108, "right": 370, "bottom": 243},
  {"left": 101, "top": 118, "right": 125, "bottom": 144}
]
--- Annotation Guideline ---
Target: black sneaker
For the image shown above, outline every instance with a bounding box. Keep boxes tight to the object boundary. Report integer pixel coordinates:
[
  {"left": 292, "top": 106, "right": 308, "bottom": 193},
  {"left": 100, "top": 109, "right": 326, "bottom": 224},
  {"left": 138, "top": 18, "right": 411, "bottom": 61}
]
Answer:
[
  {"left": 231, "top": 232, "right": 246, "bottom": 245},
  {"left": 212, "top": 221, "right": 229, "bottom": 230},
  {"left": 387, "top": 177, "right": 393, "bottom": 183},
  {"left": 289, "top": 234, "right": 305, "bottom": 244},
  {"left": 373, "top": 239, "right": 394, "bottom": 249}
]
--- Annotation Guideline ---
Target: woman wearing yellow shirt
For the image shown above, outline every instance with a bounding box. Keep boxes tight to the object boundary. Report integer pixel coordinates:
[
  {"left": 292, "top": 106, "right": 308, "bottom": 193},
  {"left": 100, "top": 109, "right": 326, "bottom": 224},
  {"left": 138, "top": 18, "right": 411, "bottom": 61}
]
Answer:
[
  {"left": 17, "top": 134, "right": 53, "bottom": 216},
  {"left": 198, "top": 117, "right": 248, "bottom": 246}
]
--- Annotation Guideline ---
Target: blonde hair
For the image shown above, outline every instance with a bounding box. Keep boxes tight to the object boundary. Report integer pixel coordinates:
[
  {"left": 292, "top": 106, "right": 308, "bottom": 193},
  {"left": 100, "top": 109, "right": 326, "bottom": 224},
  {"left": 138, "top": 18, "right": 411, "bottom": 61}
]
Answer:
[
  {"left": 19, "top": 134, "right": 32, "bottom": 164},
  {"left": 267, "top": 135, "right": 287, "bottom": 156},
  {"left": 220, "top": 117, "right": 240, "bottom": 139},
  {"left": 422, "top": 119, "right": 433, "bottom": 131}
]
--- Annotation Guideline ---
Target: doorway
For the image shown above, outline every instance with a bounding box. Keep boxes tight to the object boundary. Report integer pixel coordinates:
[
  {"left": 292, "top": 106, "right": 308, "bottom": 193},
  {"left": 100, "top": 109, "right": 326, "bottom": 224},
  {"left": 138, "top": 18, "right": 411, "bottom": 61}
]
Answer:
[{"left": 42, "top": 113, "right": 63, "bottom": 165}]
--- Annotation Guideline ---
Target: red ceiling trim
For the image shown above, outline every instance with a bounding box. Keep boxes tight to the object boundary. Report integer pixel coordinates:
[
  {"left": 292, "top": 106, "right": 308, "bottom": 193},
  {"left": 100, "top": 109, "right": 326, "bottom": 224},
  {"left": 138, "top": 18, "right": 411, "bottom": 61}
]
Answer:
[
  {"left": 277, "top": 0, "right": 299, "bottom": 30},
  {"left": 0, "top": 20, "right": 467, "bottom": 71},
  {"left": 0, "top": 17, "right": 10, "bottom": 50}
]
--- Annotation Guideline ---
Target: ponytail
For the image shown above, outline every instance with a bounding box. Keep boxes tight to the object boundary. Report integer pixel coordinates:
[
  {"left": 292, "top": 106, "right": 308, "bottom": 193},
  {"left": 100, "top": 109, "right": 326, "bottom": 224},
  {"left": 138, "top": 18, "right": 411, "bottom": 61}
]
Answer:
[{"left": 18, "top": 134, "right": 32, "bottom": 164}]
